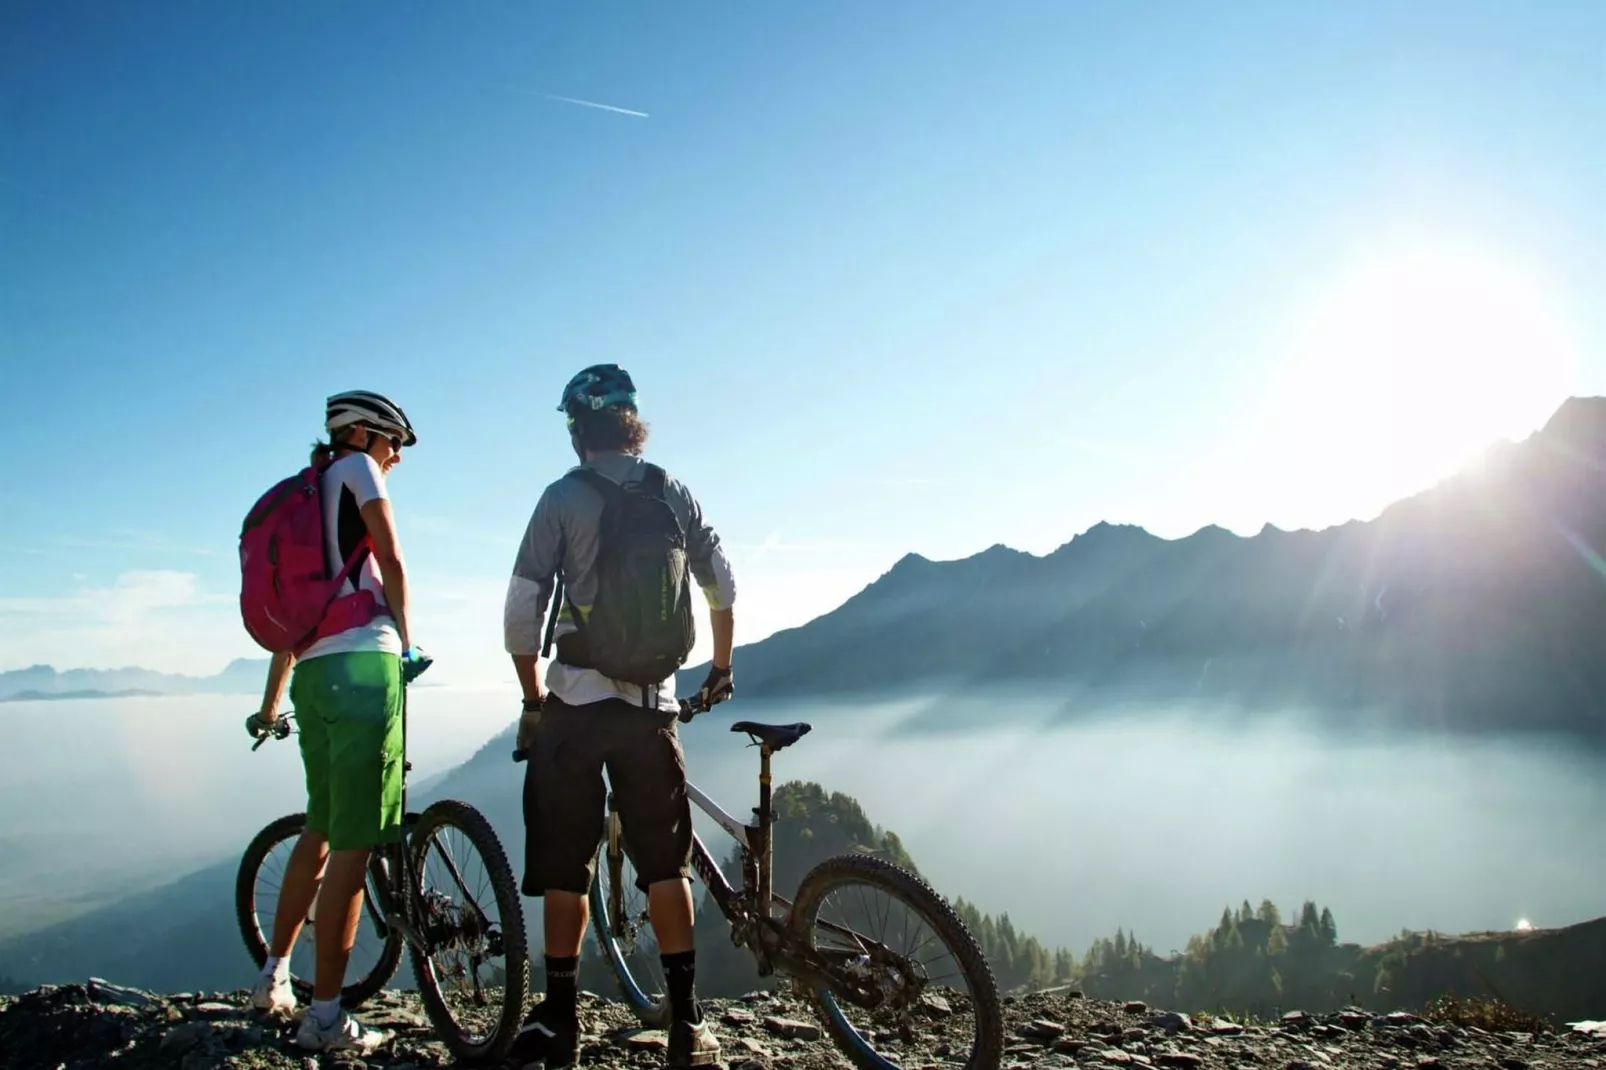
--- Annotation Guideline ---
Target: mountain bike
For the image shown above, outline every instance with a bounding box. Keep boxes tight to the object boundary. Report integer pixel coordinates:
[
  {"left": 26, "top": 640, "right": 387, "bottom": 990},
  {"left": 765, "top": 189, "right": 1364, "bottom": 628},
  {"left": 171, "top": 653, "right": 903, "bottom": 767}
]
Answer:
[
  {"left": 235, "top": 654, "right": 530, "bottom": 1065},
  {"left": 515, "top": 697, "right": 1006, "bottom": 1070}
]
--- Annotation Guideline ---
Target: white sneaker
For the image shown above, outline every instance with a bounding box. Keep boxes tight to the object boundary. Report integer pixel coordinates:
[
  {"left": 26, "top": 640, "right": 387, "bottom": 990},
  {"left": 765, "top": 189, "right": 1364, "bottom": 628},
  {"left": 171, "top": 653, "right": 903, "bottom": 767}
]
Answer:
[
  {"left": 249, "top": 973, "right": 297, "bottom": 1016},
  {"left": 295, "top": 1008, "right": 391, "bottom": 1054}
]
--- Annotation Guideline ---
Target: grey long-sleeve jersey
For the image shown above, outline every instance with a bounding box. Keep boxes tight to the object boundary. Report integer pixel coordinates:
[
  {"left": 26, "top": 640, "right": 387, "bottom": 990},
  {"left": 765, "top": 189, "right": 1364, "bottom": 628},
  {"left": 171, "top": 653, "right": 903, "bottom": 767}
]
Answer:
[{"left": 502, "top": 450, "right": 737, "bottom": 710}]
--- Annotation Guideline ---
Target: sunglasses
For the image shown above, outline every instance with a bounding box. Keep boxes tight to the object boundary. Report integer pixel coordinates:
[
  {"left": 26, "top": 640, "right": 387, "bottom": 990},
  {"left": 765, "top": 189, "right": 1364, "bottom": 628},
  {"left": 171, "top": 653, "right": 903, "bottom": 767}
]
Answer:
[{"left": 363, "top": 426, "right": 403, "bottom": 452}]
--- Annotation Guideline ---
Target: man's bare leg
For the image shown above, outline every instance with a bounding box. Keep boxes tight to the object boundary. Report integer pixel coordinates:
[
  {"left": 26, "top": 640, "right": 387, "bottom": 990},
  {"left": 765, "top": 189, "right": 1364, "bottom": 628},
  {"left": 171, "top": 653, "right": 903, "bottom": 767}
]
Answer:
[
  {"left": 312, "top": 847, "right": 371, "bottom": 1001},
  {"left": 648, "top": 877, "right": 695, "bottom": 954},
  {"left": 544, "top": 889, "right": 588, "bottom": 957},
  {"left": 270, "top": 830, "right": 329, "bottom": 958}
]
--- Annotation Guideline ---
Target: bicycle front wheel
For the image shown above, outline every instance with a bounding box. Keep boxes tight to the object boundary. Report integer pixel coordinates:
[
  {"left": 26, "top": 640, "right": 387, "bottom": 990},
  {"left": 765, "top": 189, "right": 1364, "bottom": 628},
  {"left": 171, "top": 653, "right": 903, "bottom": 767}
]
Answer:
[
  {"left": 408, "top": 799, "right": 530, "bottom": 1064},
  {"left": 234, "top": 812, "right": 403, "bottom": 1008},
  {"left": 788, "top": 853, "right": 1005, "bottom": 1070},
  {"left": 586, "top": 804, "right": 688, "bottom": 1028}
]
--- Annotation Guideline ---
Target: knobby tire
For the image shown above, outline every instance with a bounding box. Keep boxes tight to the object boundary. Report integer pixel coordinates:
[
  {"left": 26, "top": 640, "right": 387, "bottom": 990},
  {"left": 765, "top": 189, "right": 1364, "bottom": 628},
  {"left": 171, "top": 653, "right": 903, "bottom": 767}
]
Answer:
[
  {"left": 408, "top": 799, "right": 530, "bottom": 1065},
  {"left": 789, "top": 853, "right": 1005, "bottom": 1070}
]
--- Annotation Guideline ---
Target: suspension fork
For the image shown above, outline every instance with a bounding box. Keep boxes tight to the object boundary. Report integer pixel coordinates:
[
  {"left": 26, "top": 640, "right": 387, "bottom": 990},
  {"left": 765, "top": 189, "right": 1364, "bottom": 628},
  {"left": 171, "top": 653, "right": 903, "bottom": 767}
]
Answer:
[{"left": 605, "top": 789, "right": 625, "bottom": 937}]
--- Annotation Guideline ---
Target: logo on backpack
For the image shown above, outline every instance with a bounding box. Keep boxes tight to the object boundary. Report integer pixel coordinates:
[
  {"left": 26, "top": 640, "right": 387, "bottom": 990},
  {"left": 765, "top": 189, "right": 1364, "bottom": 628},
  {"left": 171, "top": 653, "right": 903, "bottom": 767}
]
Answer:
[
  {"left": 238, "top": 465, "right": 379, "bottom": 654},
  {"left": 549, "top": 464, "right": 696, "bottom": 687}
]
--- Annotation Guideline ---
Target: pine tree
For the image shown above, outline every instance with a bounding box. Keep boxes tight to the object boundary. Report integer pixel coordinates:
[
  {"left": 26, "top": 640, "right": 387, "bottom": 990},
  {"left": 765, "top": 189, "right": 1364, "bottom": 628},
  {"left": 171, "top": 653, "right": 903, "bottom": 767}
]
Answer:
[
  {"left": 1319, "top": 906, "right": 1338, "bottom": 946},
  {"left": 1257, "top": 899, "right": 1282, "bottom": 926},
  {"left": 1239, "top": 899, "right": 1255, "bottom": 924}
]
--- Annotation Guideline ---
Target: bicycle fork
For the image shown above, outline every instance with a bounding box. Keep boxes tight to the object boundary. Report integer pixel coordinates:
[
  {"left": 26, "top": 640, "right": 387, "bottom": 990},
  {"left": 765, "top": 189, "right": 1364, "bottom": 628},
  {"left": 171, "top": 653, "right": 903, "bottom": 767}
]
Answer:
[{"left": 605, "top": 790, "right": 625, "bottom": 939}]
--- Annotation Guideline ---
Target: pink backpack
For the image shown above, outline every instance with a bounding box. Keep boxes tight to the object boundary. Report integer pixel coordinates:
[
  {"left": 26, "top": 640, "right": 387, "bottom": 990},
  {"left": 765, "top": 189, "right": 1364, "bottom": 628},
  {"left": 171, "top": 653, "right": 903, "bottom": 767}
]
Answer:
[{"left": 238, "top": 464, "right": 382, "bottom": 654}]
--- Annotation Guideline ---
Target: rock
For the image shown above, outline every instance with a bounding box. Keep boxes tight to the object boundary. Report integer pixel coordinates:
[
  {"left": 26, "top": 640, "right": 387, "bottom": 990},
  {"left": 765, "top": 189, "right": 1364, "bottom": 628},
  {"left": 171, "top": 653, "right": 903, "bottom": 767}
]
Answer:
[
  {"left": 1019, "top": 1018, "right": 1068, "bottom": 1041},
  {"left": 1157, "top": 1053, "right": 1202, "bottom": 1068},
  {"left": 1123, "top": 1000, "right": 1149, "bottom": 1014},
  {"left": 736, "top": 1036, "right": 772, "bottom": 1057},
  {"left": 1149, "top": 1010, "right": 1193, "bottom": 1034},
  {"left": 159, "top": 1021, "right": 211, "bottom": 1053},
  {"left": 919, "top": 993, "right": 954, "bottom": 1017},
  {"left": 763, "top": 1016, "right": 822, "bottom": 1041},
  {"left": 86, "top": 978, "right": 157, "bottom": 1008},
  {"left": 1211, "top": 1019, "right": 1246, "bottom": 1036},
  {"left": 723, "top": 1007, "right": 757, "bottom": 1025},
  {"left": 625, "top": 1030, "right": 668, "bottom": 1052}
]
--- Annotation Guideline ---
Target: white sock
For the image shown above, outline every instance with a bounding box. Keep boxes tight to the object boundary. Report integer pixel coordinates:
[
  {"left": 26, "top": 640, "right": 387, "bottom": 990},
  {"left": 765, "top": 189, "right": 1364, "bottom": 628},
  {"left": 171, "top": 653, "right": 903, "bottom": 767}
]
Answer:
[
  {"left": 261, "top": 956, "right": 289, "bottom": 983},
  {"left": 311, "top": 997, "right": 341, "bottom": 1027}
]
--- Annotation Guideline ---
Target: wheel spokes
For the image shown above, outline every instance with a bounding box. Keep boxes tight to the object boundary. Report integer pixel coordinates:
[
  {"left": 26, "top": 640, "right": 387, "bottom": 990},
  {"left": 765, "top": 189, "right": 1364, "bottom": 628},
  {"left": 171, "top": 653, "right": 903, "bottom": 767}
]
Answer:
[{"left": 414, "top": 821, "right": 511, "bottom": 1045}]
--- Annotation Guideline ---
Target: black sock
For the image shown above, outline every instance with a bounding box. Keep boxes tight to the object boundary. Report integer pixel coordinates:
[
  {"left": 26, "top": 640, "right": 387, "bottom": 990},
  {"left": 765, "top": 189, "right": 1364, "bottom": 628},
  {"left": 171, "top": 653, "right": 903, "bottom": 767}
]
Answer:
[
  {"left": 661, "top": 950, "right": 700, "bottom": 1024},
  {"left": 545, "top": 955, "right": 579, "bottom": 1018}
]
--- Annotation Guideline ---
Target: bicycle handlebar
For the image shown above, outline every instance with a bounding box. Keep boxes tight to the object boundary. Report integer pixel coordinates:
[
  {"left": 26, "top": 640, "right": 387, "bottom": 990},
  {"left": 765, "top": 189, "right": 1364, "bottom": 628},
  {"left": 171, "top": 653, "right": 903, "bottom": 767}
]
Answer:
[
  {"left": 249, "top": 714, "right": 296, "bottom": 751},
  {"left": 510, "top": 694, "right": 712, "bottom": 763}
]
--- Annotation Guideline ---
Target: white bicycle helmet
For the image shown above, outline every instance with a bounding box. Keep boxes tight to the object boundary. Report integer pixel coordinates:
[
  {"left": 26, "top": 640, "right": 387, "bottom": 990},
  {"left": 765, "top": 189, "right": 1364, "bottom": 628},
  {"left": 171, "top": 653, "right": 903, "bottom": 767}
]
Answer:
[{"left": 325, "top": 389, "right": 418, "bottom": 447}]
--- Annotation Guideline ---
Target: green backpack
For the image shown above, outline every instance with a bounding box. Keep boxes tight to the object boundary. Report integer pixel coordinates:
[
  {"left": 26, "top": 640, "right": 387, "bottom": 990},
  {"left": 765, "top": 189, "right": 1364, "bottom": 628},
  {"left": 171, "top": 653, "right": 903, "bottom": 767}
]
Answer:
[{"left": 543, "top": 464, "right": 697, "bottom": 690}]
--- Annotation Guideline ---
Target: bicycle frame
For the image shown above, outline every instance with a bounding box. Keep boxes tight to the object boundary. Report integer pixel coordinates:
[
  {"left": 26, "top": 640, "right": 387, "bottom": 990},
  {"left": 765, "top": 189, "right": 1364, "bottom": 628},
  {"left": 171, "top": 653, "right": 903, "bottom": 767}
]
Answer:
[{"left": 608, "top": 738, "right": 891, "bottom": 996}]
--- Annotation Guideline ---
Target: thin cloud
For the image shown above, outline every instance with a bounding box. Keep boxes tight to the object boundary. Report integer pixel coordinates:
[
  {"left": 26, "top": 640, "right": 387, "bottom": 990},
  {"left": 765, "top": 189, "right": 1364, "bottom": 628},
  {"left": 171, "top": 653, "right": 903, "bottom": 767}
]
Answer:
[
  {"left": 57, "top": 530, "right": 216, "bottom": 557},
  {"left": 538, "top": 92, "right": 649, "bottom": 119}
]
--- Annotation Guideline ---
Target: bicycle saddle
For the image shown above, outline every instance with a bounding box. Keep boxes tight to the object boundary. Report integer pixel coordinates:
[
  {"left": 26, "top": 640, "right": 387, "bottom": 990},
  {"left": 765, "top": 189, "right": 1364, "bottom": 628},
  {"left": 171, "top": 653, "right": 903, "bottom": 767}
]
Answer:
[{"left": 730, "top": 721, "right": 812, "bottom": 751}]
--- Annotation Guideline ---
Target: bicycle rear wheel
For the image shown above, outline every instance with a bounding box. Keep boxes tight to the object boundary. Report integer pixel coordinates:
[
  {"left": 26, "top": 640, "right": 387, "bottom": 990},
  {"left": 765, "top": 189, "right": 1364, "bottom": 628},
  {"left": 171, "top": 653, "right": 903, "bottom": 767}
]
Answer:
[
  {"left": 788, "top": 853, "right": 1004, "bottom": 1070},
  {"left": 408, "top": 799, "right": 530, "bottom": 1064},
  {"left": 235, "top": 812, "right": 403, "bottom": 1008}
]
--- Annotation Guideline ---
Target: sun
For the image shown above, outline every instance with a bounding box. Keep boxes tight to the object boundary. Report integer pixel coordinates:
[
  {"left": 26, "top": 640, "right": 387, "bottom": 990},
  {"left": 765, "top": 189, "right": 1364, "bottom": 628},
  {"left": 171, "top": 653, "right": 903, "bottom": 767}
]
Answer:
[{"left": 1253, "top": 236, "right": 1580, "bottom": 525}]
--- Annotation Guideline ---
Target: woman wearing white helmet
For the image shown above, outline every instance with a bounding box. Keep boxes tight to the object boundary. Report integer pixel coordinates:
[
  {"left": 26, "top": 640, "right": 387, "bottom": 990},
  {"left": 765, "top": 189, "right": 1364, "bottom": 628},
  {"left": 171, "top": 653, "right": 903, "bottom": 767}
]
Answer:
[{"left": 247, "top": 388, "right": 418, "bottom": 1054}]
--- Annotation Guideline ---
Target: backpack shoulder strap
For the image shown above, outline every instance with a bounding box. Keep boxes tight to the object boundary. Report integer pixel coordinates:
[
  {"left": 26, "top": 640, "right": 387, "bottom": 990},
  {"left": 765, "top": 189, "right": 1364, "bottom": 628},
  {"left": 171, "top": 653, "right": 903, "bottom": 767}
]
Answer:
[
  {"left": 639, "top": 463, "right": 668, "bottom": 499},
  {"left": 565, "top": 466, "right": 626, "bottom": 502}
]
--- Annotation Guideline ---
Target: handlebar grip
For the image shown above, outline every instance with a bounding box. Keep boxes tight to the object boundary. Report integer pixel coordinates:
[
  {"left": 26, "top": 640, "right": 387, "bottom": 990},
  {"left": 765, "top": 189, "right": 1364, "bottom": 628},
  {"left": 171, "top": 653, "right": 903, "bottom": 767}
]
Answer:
[{"left": 512, "top": 747, "right": 528, "bottom": 763}]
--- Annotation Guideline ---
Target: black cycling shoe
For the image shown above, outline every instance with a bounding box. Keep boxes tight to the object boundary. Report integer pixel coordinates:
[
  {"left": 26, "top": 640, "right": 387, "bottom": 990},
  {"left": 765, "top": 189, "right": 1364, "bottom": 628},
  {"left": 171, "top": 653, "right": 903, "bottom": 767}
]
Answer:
[
  {"left": 666, "top": 1015, "right": 720, "bottom": 1068},
  {"left": 509, "top": 999, "right": 580, "bottom": 1069}
]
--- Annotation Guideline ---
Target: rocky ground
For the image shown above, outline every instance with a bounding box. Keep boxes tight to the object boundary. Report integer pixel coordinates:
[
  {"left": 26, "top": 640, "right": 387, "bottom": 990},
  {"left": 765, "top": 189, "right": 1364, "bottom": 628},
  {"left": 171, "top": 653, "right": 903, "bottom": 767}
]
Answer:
[{"left": 2, "top": 978, "right": 1602, "bottom": 1070}]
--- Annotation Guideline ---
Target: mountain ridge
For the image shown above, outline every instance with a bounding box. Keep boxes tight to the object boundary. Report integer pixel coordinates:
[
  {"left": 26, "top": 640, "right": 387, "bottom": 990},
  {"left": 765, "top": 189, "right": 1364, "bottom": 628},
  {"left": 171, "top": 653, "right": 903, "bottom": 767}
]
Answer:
[
  {"left": 677, "top": 395, "right": 1606, "bottom": 745},
  {"left": 0, "top": 659, "right": 267, "bottom": 701}
]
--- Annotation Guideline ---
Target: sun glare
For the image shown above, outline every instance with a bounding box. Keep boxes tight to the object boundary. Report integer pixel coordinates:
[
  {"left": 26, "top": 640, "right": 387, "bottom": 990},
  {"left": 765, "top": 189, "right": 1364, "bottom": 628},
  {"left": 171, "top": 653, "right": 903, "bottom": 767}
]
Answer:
[
  {"left": 1515, "top": 917, "right": 1535, "bottom": 933},
  {"left": 1254, "top": 237, "right": 1580, "bottom": 525}
]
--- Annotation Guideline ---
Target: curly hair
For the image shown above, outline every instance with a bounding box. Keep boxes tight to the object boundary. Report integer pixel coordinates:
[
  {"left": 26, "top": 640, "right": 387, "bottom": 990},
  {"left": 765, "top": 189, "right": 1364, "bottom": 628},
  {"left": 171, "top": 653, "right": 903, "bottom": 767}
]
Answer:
[{"left": 569, "top": 405, "right": 650, "bottom": 455}]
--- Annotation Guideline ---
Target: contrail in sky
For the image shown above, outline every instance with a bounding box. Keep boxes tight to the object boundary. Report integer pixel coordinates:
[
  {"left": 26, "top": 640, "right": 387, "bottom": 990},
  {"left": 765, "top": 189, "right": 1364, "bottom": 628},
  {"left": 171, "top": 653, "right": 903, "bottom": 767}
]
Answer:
[{"left": 540, "top": 92, "right": 650, "bottom": 118}]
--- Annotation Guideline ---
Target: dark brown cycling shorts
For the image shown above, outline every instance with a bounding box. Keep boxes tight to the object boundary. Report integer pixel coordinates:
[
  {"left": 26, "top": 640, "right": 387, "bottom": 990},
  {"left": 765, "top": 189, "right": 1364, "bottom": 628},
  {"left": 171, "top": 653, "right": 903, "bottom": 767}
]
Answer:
[{"left": 521, "top": 694, "right": 694, "bottom": 897}]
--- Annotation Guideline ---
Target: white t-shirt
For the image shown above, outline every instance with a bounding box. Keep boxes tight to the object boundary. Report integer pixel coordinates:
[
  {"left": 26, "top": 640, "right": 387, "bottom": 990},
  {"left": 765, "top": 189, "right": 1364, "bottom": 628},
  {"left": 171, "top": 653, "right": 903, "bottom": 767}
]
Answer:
[{"left": 298, "top": 451, "right": 403, "bottom": 660}]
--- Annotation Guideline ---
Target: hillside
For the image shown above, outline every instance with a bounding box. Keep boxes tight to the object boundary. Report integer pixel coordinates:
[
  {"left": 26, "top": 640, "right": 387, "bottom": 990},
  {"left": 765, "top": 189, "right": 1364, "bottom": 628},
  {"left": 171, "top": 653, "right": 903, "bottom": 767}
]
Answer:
[
  {"left": 0, "top": 659, "right": 267, "bottom": 701},
  {"left": 1074, "top": 901, "right": 1606, "bottom": 1027},
  {"left": 680, "top": 396, "right": 1606, "bottom": 745}
]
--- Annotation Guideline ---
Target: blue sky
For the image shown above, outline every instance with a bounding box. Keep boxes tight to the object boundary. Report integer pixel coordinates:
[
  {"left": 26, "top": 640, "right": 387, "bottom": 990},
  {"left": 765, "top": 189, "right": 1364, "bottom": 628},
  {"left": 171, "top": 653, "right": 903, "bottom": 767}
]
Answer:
[{"left": 3, "top": 1, "right": 1604, "bottom": 682}]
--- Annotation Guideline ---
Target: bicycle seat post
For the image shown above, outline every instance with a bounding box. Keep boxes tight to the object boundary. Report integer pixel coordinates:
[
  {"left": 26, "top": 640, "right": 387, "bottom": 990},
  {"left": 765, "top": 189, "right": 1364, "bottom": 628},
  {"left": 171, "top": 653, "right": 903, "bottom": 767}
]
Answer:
[{"left": 756, "top": 742, "right": 774, "bottom": 920}]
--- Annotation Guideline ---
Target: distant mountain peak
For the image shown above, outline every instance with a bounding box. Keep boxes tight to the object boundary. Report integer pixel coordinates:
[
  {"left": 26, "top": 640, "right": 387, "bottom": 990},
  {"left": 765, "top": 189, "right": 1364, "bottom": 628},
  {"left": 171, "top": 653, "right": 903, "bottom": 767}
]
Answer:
[
  {"left": 1185, "top": 523, "right": 1238, "bottom": 541},
  {"left": 1539, "top": 395, "right": 1606, "bottom": 455}
]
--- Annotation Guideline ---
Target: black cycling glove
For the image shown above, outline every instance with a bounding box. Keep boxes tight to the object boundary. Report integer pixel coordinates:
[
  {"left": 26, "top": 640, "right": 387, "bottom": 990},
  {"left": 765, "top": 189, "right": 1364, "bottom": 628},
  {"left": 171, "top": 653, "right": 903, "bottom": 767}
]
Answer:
[{"left": 698, "top": 665, "right": 734, "bottom": 709}]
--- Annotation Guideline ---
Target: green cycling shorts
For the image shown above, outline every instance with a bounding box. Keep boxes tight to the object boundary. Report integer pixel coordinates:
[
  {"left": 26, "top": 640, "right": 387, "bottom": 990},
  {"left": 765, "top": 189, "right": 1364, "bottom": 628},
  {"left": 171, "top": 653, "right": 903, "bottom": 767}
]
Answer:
[{"left": 291, "top": 651, "right": 403, "bottom": 851}]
